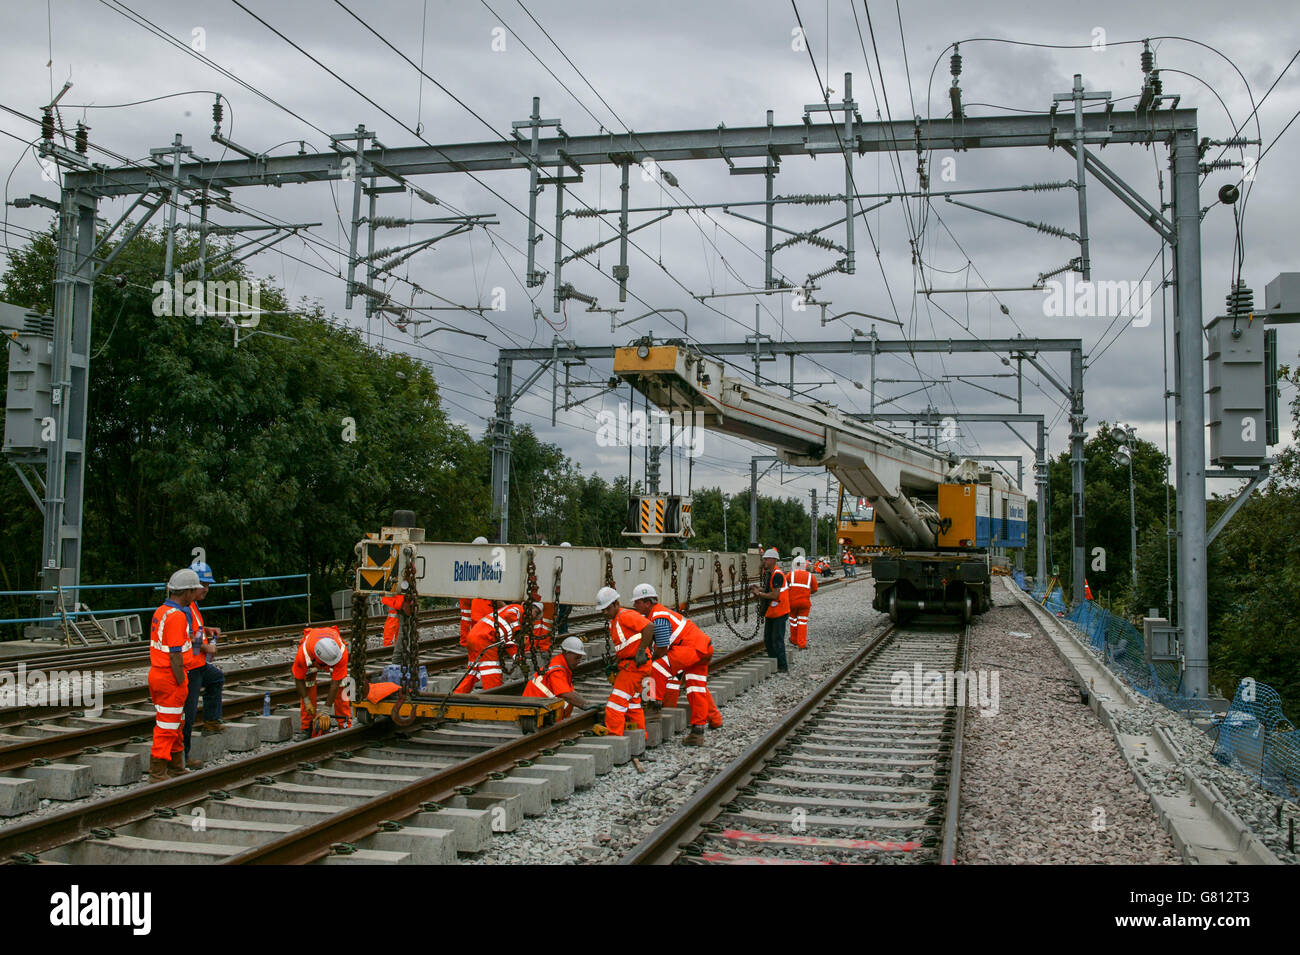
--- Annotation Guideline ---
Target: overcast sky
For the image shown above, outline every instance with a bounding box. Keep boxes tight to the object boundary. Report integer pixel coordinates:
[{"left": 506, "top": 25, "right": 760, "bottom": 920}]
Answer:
[{"left": 3, "top": 0, "right": 1298, "bottom": 522}]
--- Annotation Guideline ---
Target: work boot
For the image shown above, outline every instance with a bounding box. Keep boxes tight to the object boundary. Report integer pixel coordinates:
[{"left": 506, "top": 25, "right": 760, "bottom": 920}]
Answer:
[
  {"left": 644, "top": 701, "right": 663, "bottom": 722},
  {"left": 682, "top": 727, "right": 706, "bottom": 746},
  {"left": 202, "top": 720, "right": 226, "bottom": 735},
  {"left": 186, "top": 756, "right": 205, "bottom": 770},
  {"left": 148, "top": 757, "right": 170, "bottom": 782},
  {"left": 167, "top": 752, "right": 189, "bottom": 777}
]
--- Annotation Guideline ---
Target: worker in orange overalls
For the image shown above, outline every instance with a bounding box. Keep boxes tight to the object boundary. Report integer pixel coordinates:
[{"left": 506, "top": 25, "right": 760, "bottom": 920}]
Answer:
[
  {"left": 521, "top": 636, "right": 589, "bottom": 719},
  {"left": 454, "top": 602, "right": 522, "bottom": 692},
  {"left": 148, "top": 569, "right": 202, "bottom": 781},
  {"left": 842, "top": 550, "right": 857, "bottom": 577},
  {"left": 596, "top": 586, "right": 654, "bottom": 736},
  {"left": 633, "top": 583, "right": 722, "bottom": 745},
  {"left": 459, "top": 536, "right": 494, "bottom": 646},
  {"left": 787, "top": 555, "right": 819, "bottom": 650},
  {"left": 292, "top": 626, "right": 351, "bottom": 739},
  {"left": 750, "top": 548, "right": 791, "bottom": 673},
  {"left": 381, "top": 594, "right": 403, "bottom": 648},
  {"left": 528, "top": 600, "right": 555, "bottom": 655}
]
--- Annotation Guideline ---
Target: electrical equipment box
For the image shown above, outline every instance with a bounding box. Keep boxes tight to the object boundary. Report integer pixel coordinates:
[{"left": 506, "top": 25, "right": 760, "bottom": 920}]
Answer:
[
  {"left": 4, "top": 327, "right": 55, "bottom": 458},
  {"left": 1143, "top": 615, "right": 1182, "bottom": 666},
  {"left": 1263, "top": 272, "right": 1300, "bottom": 324},
  {"left": 1206, "top": 314, "right": 1268, "bottom": 465}
]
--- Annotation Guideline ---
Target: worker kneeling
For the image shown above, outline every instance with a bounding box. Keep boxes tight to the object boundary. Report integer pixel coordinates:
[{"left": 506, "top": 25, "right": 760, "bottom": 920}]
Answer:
[
  {"left": 521, "top": 636, "right": 589, "bottom": 719},
  {"left": 597, "top": 586, "right": 653, "bottom": 737},
  {"left": 455, "top": 603, "right": 522, "bottom": 692},
  {"left": 293, "top": 626, "right": 352, "bottom": 738},
  {"left": 632, "top": 583, "right": 722, "bottom": 746}
]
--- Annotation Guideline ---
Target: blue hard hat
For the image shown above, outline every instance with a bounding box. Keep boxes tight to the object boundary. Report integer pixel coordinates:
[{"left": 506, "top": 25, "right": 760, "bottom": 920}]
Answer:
[{"left": 190, "top": 560, "right": 215, "bottom": 584}]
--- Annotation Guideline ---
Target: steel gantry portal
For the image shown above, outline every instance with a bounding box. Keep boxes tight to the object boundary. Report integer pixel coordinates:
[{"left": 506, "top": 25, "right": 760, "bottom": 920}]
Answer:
[
  {"left": 491, "top": 338, "right": 1083, "bottom": 608},
  {"left": 34, "top": 78, "right": 1207, "bottom": 691}
]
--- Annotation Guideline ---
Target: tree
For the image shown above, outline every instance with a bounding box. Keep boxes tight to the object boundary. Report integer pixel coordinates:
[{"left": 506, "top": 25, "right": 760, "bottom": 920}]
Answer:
[
  {"left": 1, "top": 225, "right": 488, "bottom": 628},
  {"left": 1027, "top": 421, "right": 1173, "bottom": 607}
]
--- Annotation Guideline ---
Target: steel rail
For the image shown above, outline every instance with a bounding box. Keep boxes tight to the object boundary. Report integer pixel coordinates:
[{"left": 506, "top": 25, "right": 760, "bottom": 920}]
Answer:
[
  {"left": 1, "top": 642, "right": 762, "bottom": 863},
  {"left": 221, "top": 641, "right": 764, "bottom": 865},
  {"left": 620, "top": 623, "right": 898, "bottom": 865},
  {"left": 938, "top": 624, "right": 971, "bottom": 865}
]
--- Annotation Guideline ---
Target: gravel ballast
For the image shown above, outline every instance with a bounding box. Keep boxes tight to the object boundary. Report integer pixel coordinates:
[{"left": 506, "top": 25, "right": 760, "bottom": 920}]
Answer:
[
  {"left": 957, "top": 588, "right": 1182, "bottom": 864},
  {"left": 465, "top": 577, "right": 891, "bottom": 864}
]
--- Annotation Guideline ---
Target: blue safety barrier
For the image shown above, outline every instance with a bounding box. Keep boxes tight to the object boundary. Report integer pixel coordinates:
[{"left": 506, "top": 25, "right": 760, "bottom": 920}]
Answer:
[
  {"left": 1211, "top": 679, "right": 1300, "bottom": 802},
  {"left": 0, "top": 574, "right": 312, "bottom": 629}
]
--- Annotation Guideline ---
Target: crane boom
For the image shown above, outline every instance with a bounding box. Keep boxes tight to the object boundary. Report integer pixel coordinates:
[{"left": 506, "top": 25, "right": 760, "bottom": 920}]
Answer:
[{"left": 613, "top": 343, "right": 956, "bottom": 548}]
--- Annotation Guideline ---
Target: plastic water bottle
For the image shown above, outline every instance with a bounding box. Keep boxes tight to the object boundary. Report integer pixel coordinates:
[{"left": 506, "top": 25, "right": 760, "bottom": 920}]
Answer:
[{"left": 262, "top": 692, "right": 271, "bottom": 717}]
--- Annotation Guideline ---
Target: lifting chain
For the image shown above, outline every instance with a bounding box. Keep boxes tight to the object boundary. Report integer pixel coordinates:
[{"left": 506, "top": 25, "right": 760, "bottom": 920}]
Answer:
[
  {"left": 519, "top": 550, "right": 541, "bottom": 677},
  {"left": 551, "top": 556, "right": 563, "bottom": 657},
  {"left": 713, "top": 555, "right": 761, "bottom": 641},
  {"left": 398, "top": 552, "right": 421, "bottom": 694},
  {"left": 348, "top": 561, "right": 368, "bottom": 701},
  {"left": 683, "top": 560, "right": 694, "bottom": 613},
  {"left": 670, "top": 554, "right": 680, "bottom": 610},
  {"left": 601, "top": 551, "right": 616, "bottom": 676}
]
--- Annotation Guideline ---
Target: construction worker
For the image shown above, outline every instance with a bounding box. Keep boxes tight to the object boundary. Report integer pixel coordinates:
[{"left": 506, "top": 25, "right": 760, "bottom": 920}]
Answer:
[
  {"left": 292, "top": 625, "right": 351, "bottom": 739},
  {"left": 521, "top": 635, "right": 589, "bottom": 718},
  {"left": 182, "top": 561, "right": 226, "bottom": 769},
  {"left": 148, "top": 569, "right": 201, "bottom": 781},
  {"left": 459, "top": 536, "right": 494, "bottom": 646},
  {"left": 596, "top": 586, "right": 654, "bottom": 736},
  {"left": 750, "top": 548, "right": 791, "bottom": 673},
  {"left": 787, "top": 555, "right": 819, "bottom": 650},
  {"left": 381, "top": 593, "right": 403, "bottom": 648},
  {"left": 633, "top": 583, "right": 721, "bottom": 745},
  {"left": 454, "top": 602, "right": 522, "bottom": 692},
  {"left": 844, "top": 550, "right": 858, "bottom": 577},
  {"left": 529, "top": 600, "right": 555, "bottom": 655}
]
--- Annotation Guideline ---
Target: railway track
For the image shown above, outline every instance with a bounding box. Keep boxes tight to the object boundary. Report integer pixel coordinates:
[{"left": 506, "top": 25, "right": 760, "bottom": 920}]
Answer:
[
  {"left": 0, "top": 587, "right": 804, "bottom": 818},
  {"left": 0, "top": 641, "right": 774, "bottom": 863},
  {"left": 620, "top": 616, "right": 971, "bottom": 865}
]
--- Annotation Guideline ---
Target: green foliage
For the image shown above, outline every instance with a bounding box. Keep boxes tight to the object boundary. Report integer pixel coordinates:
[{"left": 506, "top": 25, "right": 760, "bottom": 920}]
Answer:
[
  {"left": 1, "top": 225, "right": 488, "bottom": 625},
  {"left": 1027, "top": 421, "right": 1173, "bottom": 607}
]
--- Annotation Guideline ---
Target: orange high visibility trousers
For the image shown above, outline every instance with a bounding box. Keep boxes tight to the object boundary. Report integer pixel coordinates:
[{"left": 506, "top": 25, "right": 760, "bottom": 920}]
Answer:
[
  {"left": 300, "top": 682, "right": 353, "bottom": 732},
  {"left": 789, "top": 599, "right": 811, "bottom": 648},
  {"left": 650, "top": 644, "right": 721, "bottom": 728},
  {"left": 148, "top": 667, "right": 188, "bottom": 760},
  {"left": 605, "top": 664, "right": 648, "bottom": 736}
]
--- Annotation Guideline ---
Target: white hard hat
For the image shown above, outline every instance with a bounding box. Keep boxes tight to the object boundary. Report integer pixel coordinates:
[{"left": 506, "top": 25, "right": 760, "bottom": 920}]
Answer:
[
  {"left": 560, "top": 636, "right": 587, "bottom": 657},
  {"left": 314, "top": 637, "right": 343, "bottom": 666},
  {"left": 560, "top": 541, "right": 572, "bottom": 547},
  {"left": 595, "top": 586, "right": 620, "bottom": 610},
  {"left": 631, "top": 583, "right": 658, "bottom": 602},
  {"left": 168, "top": 568, "right": 201, "bottom": 591},
  {"left": 792, "top": 555, "right": 807, "bottom": 569},
  {"left": 763, "top": 548, "right": 779, "bottom": 559},
  {"left": 532, "top": 600, "right": 544, "bottom": 611},
  {"left": 472, "top": 536, "right": 489, "bottom": 545}
]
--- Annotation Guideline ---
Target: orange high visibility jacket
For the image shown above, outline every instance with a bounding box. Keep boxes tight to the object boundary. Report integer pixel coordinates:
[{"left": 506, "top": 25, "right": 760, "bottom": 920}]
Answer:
[
  {"left": 764, "top": 567, "right": 790, "bottom": 618},
  {"left": 609, "top": 608, "right": 652, "bottom": 662},
  {"left": 788, "top": 569, "right": 818, "bottom": 605},
  {"left": 523, "top": 653, "right": 575, "bottom": 699},
  {"left": 291, "top": 627, "right": 349, "bottom": 681},
  {"left": 381, "top": 594, "right": 403, "bottom": 647},
  {"left": 184, "top": 602, "right": 209, "bottom": 670},
  {"left": 648, "top": 604, "right": 712, "bottom": 654},
  {"left": 150, "top": 601, "right": 193, "bottom": 670}
]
